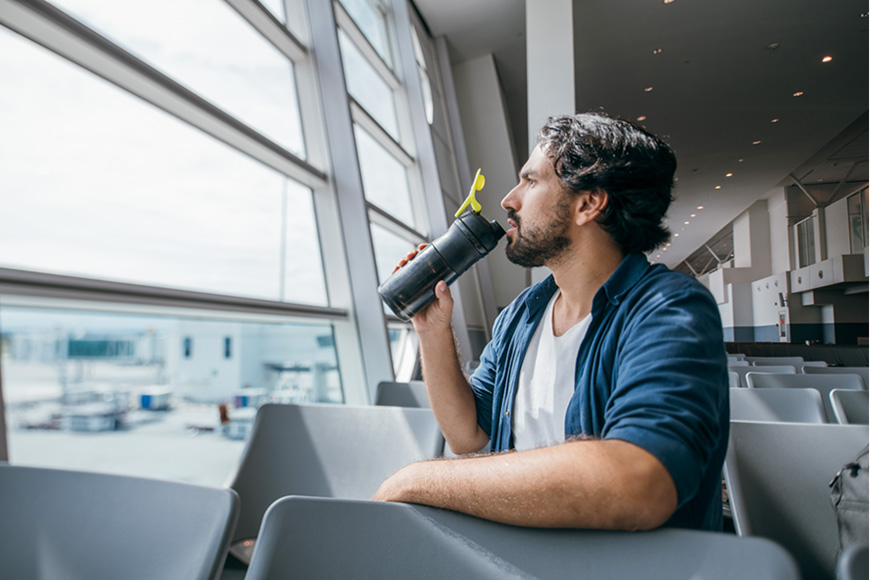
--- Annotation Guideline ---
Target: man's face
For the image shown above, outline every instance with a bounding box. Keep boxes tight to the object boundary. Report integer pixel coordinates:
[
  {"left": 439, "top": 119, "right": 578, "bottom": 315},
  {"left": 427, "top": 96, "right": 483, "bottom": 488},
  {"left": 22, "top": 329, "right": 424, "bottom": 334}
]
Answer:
[{"left": 501, "top": 146, "right": 574, "bottom": 268}]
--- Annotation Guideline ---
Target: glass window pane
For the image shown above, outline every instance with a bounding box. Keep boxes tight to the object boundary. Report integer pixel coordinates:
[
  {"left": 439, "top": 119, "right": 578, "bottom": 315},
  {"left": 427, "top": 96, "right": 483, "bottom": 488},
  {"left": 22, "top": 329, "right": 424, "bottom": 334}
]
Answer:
[
  {"left": 354, "top": 125, "right": 415, "bottom": 226},
  {"left": 0, "top": 29, "right": 327, "bottom": 306},
  {"left": 1, "top": 305, "right": 343, "bottom": 485},
  {"left": 51, "top": 0, "right": 305, "bottom": 157},
  {"left": 337, "top": 0, "right": 392, "bottom": 66},
  {"left": 259, "top": 0, "right": 286, "bottom": 22},
  {"left": 338, "top": 29, "right": 399, "bottom": 139},
  {"left": 370, "top": 223, "right": 417, "bottom": 286}
]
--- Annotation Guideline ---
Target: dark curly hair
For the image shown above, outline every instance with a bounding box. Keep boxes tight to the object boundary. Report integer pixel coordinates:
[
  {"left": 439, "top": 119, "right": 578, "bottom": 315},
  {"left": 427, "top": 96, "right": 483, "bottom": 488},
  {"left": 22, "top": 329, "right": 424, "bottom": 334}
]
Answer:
[{"left": 537, "top": 113, "right": 676, "bottom": 255}]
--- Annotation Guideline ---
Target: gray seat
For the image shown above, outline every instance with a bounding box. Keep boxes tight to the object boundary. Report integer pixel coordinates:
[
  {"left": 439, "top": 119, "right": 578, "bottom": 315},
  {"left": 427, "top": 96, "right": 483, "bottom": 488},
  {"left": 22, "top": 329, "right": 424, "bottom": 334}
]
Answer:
[
  {"left": 748, "top": 356, "right": 805, "bottom": 368},
  {"left": 830, "top": 389, "right": 870, "bottom": 425},
  {"left": 729, "top": 387, "right": 826, "bottom": 423},
  {"left": 724, "top": 421, "right": 869, "bottom": 580},
  {"left": 728, "top": 360, "right": 750, "bottom": 366},
  {"left": 226, "top": 403, "right": 443, "bottom": 557},
  {"left": 0, "top": 464, "right": 238, "bottom": 580},
  {"left": 245, "top": 496, "right": 799, "bottom": 580},
  {"left": 747, "top": 373, "right": 864, "bottom": 422},
  {"left": 375, "top": 380, "right": 430, "bottom": 408},
  {"left": 804, "top": 366, "right": 869, "bottom": 389},
  {"left": 728, "top": 371, "right": 740, "bottom": 389},
  {"left": 730, "top": 364, "right": 795, "bottom": 387}
]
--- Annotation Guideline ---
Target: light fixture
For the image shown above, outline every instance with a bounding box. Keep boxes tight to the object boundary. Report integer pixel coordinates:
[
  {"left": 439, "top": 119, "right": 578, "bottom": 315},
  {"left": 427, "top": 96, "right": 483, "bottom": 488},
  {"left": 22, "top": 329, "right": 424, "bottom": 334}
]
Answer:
[
  {"left": 725, "top": 173, "right": 733, "bottom": 177},
  {"left": 771, "top": 118, "right": 779, "bottom": 123},
  {"left": 767, "top": 42, "right": 780, "bottom": 50},
  {"left": 663, "top": 0, "right": 675, "bottom": 4},
  {"left": 644, "top": 87, "right": 654, "bottom": 93},
  {"left": 793, "top": 91, "right": 804, "bottom": 97},
  {"left": 637, "top": 115, "right": 647, "bottom": 121},
  {"left": 674, "top": 233, "right": 680, "bottom": 237},
  {"left": 653, "top": 48, "right": 663, "bottom": 55},
  {"left": 684, "top": 221, "right": 690, "bottom": 225},
  {"left": 822, "top": 56, "right": 833, "bottom": 63},
  {"left": 666, "top": 243, "right": 671, "bottom": 247},
  {"left": 690, "top": 214, "right": 696, "bottom": 217},
  {"left": 738, "top": 158, "right": 744, "bottom": 162},
  {"left": 656, "top": 254, "right": 661, "bottom": 258},
  {"left": 752, "top": 140, "right": 762, "bottom": 145},
  {"left": 696, "top": 205, "right": 704, "bottom": 210},
  {"left": 715, "top": 185, "right": 722, "bottom": 190}
]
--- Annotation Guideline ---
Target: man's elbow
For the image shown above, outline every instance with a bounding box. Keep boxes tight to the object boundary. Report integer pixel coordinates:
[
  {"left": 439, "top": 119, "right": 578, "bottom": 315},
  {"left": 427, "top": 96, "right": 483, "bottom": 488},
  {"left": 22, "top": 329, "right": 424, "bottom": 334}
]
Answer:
[{"left": 620, "top": 472, "right": 678, "bottom": 531}]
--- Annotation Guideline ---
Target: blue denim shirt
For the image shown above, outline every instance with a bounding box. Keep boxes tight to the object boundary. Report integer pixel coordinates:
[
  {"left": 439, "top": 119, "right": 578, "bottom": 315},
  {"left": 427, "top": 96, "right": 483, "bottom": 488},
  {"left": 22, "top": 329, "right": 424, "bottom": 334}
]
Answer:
[{"left": 469, "top": 253, "right": 729, "bottom": 531}]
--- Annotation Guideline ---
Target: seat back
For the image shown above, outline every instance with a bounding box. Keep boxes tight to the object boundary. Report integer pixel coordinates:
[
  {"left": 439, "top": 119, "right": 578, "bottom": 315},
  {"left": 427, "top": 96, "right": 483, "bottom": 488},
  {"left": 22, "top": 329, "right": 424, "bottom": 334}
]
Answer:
[
  {"left": 246, "top": 496, "right": 799, "bottom": 580},
  {"left": 0, "top": 465, "right": 238, "bottom": 580},
  {"left": 729, "top": 388, "right": 826, "bottom": 423},
  {"left": 730, "top": 364, "right": 795, "bottom": 387},
  {"left": 227, "top": 403, "right": 443, "bottom": 543},
  {"left": 724, "top": 421, "right": 869, "bottom": 580},
  {"left": 803, "top": 366, "right": 869, "bottom": 389},
  {"left": 746, "top": 373, "right": 864, "bottom": 422},
  {"left": 830, "top": 389, "right": 870, "bottom": 425},
  {"left": 728, "top": 371, "right": 740, "bottom": 389},
  {"left": 748, "top": 356, "right": 805, "bottom": 367},
  {"left": 375, "top": 380, "right": 430, "bottom": 408}
]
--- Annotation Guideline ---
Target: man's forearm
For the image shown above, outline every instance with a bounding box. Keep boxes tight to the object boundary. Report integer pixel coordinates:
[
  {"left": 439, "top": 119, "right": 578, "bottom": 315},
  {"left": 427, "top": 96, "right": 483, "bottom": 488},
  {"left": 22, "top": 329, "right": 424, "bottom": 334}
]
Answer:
[
  {"left": 417, "top": 326, "right": 489, "bottom": 454},
  {"left": 372, "top": 439, "right": 677, "bottom": 530}
]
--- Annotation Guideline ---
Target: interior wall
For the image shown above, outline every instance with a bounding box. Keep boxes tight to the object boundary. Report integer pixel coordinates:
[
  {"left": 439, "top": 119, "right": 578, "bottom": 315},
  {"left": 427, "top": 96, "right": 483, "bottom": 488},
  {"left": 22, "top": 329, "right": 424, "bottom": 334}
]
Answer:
[{"left": 452, "top": 54, "right": 526, "bottom": 310}]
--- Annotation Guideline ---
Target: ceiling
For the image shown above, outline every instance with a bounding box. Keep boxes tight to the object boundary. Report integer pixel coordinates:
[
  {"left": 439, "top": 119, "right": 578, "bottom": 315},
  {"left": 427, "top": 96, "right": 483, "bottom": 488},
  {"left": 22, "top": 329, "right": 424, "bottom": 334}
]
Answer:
[{"left": 412, "top": 0, "right": 869, "bottom": 268}]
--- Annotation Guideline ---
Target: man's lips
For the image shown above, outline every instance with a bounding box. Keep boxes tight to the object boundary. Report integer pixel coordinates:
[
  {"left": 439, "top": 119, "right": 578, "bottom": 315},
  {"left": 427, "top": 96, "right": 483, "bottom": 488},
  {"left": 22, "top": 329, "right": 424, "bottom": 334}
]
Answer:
[{"left": 506, "top": 216, "right": 518, "bottom": 235}]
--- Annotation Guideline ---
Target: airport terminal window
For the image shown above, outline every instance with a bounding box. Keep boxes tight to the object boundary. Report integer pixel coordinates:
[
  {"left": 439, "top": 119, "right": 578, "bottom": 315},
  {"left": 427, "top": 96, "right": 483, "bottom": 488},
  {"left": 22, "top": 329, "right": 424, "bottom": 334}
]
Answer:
[
  {"left": 0, "top": 305, "right": 343, "bottom": 486},
  {"left": 51, "top": 0, "right": 306, "bottom": 157},
  {"left": 337, "top": 0, "right": 393, "bottom": 67},
  {"left": 258, "top": 0, "right": 286, "bottom": 22},
  {"left": 410, "top": 25, "right": 434, "bottom": 125},
  {"left": 847, "top": 188, "right": 868, "bottom": 253},
  {"left": 796, "top": 216, "right": 816, "bottom": 268},
  {"left": 354, "top": 124, "right": 416, "bottom": 227},
  {"left": 370, "top": 223, "right": 418, "bottom": 286},
  {"left": 338, "top": 28, "right": 400, "bottom": 139},
  {"left": 0, "top": 27, "right": 327, "bottom": 306}
]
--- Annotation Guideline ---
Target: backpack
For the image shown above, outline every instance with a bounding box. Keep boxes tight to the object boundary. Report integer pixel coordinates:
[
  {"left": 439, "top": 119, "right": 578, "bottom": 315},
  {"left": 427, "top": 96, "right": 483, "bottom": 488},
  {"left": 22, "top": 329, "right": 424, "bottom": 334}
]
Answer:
[{"left": 829, "top": 444, "right": 869, "bottom": 552}]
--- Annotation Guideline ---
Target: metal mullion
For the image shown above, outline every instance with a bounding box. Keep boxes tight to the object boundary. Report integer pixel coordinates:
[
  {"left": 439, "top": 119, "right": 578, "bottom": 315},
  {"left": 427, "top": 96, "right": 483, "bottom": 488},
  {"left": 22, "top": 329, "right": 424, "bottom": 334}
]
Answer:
[
  {"left": 0, "top": 0, "right": 327, "bottom": 189},
  {"left": 0, "top": 267, "right": 347, "bottom": 321},
  {"left": 333, "top": 0, "right": 400, "bottom": 91},
  {"left": 224, "top": 0, "right": 308, "bottom": 62},
  {"left": 367, "top": 204, "right": 428, "bottom": 243},
  {"left": 350, "top": 99, "right": 414, "bottom": 167}
]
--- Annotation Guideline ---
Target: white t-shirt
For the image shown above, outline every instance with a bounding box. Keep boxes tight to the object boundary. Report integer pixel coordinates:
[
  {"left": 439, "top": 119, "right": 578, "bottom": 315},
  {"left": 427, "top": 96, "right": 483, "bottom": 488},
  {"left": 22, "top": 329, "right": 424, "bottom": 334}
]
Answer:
[{"left": 512, "top": 290, "right": 592, "bottom": 451}]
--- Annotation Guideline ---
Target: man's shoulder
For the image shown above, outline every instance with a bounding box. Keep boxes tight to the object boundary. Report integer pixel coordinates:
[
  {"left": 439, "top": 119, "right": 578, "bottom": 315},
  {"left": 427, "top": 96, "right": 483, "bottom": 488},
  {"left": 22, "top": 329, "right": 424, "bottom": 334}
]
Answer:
[{"left": 632, "top": 263, "right": 716, "bottom": 305}]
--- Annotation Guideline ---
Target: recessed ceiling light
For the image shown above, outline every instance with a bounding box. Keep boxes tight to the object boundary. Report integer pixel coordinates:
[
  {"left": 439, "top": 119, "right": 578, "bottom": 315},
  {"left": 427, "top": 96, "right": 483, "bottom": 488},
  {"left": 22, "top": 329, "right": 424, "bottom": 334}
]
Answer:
[
  {"left": 663, "top": 0, "right": 675, "bottom": 4},
  {"left": 656, "top": 254, "right": 661, "bottom": 258},
  {"left": 771, "top": 118, "right": 779, "bottom": 123},
  {"left": 822, "top": 56, "right": 833, "bottom": 63},
  {"left": 690, "top": 214, "right": 696, "bottom": 217},
  {"left": 752, "top": 140, "right": 762, "bottom": 145},
  {"left": 696, "top": 206, "right": 704, "bottom": 210},
  {"left": 793, "top": 91, "right": 804, "bottom": 97},
  {"left": 666, "top": 243, "right": 671, "bottom": 247},
  {"left": 637, "top": 115, "right": 647, "bottom": 121},
  {"left": 644, "top": 86, "right": 654, "bottom": 92},
  {"left": 684, "top": 221, "right": 690, "bottom": 225},
  {"left": 738, "top": 158, "right": 744, "bottom": 162},
  {"left": 725, "top": 173, "right": 733, "bottom": 177},
  {"left": 674, "top": 233, "right": 680, "bottom": 237},
  {"left": 653, "top": 48, "right": 663, "bottom": 55},
  {"left": 767, "top": 43, "right": 780, "bottom": 50},
  {"left": 715, "top": 185, "right": 722, "bottom": 190}
]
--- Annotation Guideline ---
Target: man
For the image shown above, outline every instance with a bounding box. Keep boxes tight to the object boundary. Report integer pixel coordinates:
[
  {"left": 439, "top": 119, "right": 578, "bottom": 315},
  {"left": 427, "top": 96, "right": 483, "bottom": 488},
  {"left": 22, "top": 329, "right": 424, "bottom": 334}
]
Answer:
[{"left": 373, "top": 113, "right": 729, "bottom": 532}]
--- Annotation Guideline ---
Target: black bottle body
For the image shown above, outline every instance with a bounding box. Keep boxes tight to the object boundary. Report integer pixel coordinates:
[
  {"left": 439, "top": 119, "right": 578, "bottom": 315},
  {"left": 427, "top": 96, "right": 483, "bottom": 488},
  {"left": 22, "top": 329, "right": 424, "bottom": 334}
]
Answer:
[{"left": 378, "top": 210, "right": 505, "bottom": 320}]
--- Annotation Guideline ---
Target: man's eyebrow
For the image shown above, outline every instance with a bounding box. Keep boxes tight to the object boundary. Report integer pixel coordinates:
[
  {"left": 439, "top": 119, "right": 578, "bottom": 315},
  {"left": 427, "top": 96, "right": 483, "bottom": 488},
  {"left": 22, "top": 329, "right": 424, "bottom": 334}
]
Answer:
[{"left": 519, "top": 169, "right": 538, "bottom": 180}]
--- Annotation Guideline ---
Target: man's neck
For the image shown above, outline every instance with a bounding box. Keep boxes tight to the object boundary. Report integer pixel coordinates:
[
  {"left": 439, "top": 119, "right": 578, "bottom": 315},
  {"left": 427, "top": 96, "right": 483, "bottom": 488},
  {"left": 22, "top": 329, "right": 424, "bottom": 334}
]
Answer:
[{"left": 549, "top": 240, "right": 625, "bottom": 331}]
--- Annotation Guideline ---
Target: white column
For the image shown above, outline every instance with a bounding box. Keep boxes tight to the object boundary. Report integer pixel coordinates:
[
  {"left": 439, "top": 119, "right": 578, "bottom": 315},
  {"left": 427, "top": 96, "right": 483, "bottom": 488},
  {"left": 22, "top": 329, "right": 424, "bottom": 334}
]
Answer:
[{"left": 526, "top": 0, "right": 575, "bottom": 152}]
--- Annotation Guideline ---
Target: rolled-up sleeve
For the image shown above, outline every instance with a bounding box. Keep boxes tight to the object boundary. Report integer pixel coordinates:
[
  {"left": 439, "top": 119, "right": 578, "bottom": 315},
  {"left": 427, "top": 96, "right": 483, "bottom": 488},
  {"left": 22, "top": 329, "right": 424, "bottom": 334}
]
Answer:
[{"left": 602, "top": 285, "right": 729, "bottom": 508}]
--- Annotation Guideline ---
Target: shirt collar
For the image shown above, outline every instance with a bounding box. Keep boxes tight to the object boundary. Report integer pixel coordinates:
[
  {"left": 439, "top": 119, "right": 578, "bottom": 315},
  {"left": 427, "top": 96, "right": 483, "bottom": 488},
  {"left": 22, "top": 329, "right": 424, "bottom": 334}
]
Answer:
[{"left": 523, "top": 253, "right": 651, "bottom": 317}]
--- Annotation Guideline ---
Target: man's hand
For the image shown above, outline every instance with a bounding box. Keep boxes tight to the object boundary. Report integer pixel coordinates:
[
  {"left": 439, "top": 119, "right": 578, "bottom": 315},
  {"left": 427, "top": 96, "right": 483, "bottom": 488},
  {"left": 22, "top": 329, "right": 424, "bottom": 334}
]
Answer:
[{"left": 390, "top": 243, "right": 454, "bottom": 336}]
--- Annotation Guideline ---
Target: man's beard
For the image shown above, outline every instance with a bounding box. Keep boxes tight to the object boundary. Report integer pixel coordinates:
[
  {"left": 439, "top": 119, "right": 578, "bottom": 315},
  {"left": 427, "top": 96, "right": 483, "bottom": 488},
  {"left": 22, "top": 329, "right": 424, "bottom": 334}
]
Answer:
[{"left": 505, "top": 197, "right": 573, "bottom": 268}]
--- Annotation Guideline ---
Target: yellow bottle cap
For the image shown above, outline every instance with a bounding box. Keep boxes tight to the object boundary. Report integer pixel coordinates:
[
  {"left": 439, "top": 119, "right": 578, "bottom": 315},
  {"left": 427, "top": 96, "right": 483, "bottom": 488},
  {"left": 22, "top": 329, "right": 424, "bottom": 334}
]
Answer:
[{"left": 455, "top": 168, "right": 485, "bottom": 217}]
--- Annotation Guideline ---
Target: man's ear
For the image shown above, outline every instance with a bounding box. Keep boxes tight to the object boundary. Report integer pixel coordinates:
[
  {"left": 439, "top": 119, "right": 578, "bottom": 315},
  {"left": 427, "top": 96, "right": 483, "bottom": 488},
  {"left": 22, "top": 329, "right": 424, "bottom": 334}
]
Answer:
[{"left": 574, "top": 188, "right": 609, "bottom": 226}]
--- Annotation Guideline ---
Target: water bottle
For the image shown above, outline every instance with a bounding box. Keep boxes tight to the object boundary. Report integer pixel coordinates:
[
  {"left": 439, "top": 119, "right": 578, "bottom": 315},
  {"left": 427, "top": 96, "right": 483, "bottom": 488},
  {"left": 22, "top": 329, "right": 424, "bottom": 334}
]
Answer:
[{"left": 378, "top": 209, "right": 505, "bottom": 320}]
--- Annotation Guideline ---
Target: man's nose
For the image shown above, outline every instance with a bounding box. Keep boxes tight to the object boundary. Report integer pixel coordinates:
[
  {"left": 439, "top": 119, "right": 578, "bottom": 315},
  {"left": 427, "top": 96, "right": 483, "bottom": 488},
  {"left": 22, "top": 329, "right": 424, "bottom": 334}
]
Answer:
[{"left": 501, "top": 184, "right": 520, "bottom": 211}]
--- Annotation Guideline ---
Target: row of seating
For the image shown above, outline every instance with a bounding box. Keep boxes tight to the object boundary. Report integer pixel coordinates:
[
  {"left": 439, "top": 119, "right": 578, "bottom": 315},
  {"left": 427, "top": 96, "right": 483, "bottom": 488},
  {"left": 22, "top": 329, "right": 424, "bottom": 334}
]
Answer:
[
  {"left": 2, "top": 379, "right": 864, "bottom": 579},
  {"left": 726, "top": 342, "right": 869, "bottom": 367}
]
